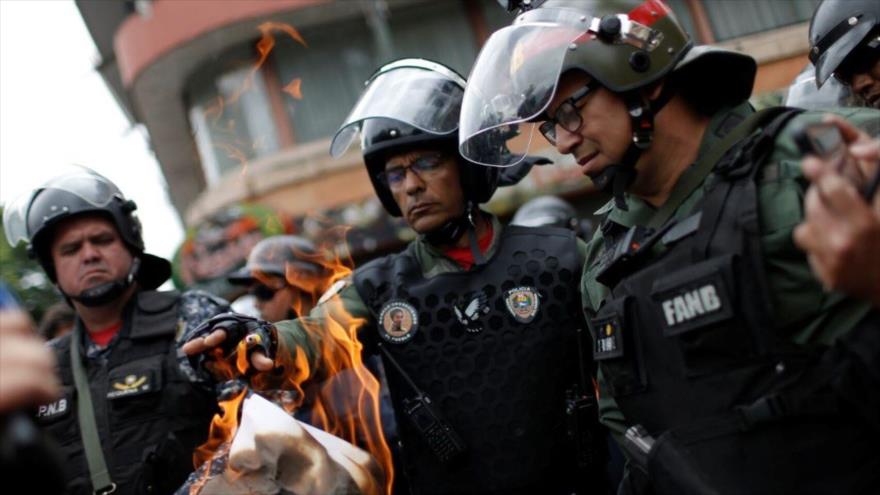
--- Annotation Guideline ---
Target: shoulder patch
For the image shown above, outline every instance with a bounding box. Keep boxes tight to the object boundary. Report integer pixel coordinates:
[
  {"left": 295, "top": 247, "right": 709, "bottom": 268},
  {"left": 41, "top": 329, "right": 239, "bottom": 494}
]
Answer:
[{"left": 378, "top": 300, "right": 419, "bottom": 344}]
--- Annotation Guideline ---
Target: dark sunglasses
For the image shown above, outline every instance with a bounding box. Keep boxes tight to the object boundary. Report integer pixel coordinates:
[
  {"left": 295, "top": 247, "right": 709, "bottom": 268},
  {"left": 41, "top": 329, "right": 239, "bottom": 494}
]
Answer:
[
  {"left": 377, "top": 153, "right": 447, "bottom": 189},
  {"left": 249, "top": 284, "right": 279, "bottom": 302},
  {"left": 834, "top": 32, "right": 880, "bottom": 84},
  {"left": 539, "top": 80, "right": 598, "bottom": 146}
]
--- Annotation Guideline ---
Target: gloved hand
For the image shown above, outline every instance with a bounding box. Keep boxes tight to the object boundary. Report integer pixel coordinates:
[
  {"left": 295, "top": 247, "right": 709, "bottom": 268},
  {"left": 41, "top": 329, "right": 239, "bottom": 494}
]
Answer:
[{"left": 183, "top": 313, "right": 277, "bottom": 376}]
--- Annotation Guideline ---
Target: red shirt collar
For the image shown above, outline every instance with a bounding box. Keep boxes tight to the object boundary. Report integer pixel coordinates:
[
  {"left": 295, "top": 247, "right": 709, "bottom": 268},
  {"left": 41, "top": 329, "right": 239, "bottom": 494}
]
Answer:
[
  {"left": 89, "top": 321, "right": 123, "bottom": 347},
  {"left": 441, "top": 223, "right": 494, "bottom": 270}
]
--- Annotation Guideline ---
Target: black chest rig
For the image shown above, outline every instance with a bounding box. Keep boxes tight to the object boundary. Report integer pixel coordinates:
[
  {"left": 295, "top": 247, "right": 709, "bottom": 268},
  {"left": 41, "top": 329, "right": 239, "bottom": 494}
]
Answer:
[
  {"left": 354, "top": 226, "right": 588, "bottom": 495},
  {"left": 591, "top": 108, "right": 880, "bottom": 494},
  {"left": 38, "top": 291, "right": 217, "bottom": 495}
]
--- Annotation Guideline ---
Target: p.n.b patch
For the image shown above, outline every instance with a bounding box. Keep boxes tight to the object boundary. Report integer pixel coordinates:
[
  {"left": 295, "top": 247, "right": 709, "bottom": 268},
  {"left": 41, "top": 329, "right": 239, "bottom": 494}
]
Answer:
[{"left": 35, "top": 393, "right": 72, "bottom": 423}]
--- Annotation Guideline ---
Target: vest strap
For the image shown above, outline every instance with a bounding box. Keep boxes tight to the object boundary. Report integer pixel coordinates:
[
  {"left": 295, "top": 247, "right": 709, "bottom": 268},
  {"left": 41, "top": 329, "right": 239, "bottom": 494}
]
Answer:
[{"left": 71, "top": 324, "right": 117, "bottom": 495}]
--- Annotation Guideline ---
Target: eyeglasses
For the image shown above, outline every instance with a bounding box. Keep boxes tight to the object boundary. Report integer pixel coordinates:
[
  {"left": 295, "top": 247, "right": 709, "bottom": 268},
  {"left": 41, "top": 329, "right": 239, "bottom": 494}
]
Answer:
[
  {"left": 377, "top": 153, "right": 448, "bottom": 190},
  {"left": 538, "top": 80, "right": 598, "bottom": 145},
  {"left": 250, "top": 284, "right": 280, "bottom": 302}
]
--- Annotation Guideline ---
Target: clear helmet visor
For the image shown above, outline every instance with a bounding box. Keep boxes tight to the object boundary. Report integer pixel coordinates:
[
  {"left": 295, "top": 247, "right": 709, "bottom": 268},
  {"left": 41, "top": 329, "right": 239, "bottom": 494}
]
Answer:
[
  {"left": 785, "top": 63, "right": 855, "bottom": 109},
  {"left": 330, "top": 61, "right": 466, "bottom": 157},
  {"left": 459, "top": 8, "right": 592, "bottom": 167},
  {"left": 3, "top": 166, "right": 121, "bottom": 246}
]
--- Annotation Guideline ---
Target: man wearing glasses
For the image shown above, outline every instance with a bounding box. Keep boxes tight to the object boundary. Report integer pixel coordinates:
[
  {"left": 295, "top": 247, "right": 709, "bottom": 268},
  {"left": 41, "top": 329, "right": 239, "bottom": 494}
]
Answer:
[
  {"left": 185, "top": 58, "right": 609, "bottom": 495},
  {"left": 458, "top": 0, "right": 880, "bottom": 493},
  {"left": 228, "top": 235, "right": 332, "bottom": 323}
]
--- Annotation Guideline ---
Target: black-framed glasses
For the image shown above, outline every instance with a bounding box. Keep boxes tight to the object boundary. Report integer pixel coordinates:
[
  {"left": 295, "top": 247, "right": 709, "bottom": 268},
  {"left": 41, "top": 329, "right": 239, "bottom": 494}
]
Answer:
[
  {"left": 377, "top": 153, "right": 448, "bottom": 190},
  {"left": 249, "top": 284, "right": 279, "bottom": 302},
  {"left": 539, "top": 80, "right": 598, "bottom": 145}
]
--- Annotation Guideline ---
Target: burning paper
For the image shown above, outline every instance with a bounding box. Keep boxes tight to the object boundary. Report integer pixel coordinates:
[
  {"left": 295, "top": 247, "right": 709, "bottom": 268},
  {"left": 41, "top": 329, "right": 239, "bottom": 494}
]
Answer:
[{"left": 180, "top": 392, "right": 382, "bottom": 495}]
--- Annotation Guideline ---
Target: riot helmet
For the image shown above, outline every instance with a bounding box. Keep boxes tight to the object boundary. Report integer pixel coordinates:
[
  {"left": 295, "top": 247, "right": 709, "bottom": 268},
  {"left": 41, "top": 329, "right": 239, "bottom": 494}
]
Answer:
[
  {"left": 460, "top": 0, "right": 756, "bottom": 207},
  {"left": 3, "top": 166, "right": 171, "bottom": 304},
  {"left": 330, "top": 58, "right": 499, "bottom": 219},
  {"left": 809, "top": 0, "right": 880, "bottom": 88},
  {"left": 228, "top": 235, "right": 330, "bottom": 296},
  {"left": 511, "top": 195, "right": 577, "bottom": 229}
]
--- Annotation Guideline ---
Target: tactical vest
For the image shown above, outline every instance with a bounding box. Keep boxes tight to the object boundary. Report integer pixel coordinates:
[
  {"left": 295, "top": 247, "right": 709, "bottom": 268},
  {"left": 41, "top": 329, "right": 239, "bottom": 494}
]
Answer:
[
  {"left": 354, "top": 226, "right": 588, "bottom": 495},
  {"left": 37, "top": 291, "right": 217, "bottom": 495},
  {"left": 591, "top": 108, "right": 880, "bottom": 494}
]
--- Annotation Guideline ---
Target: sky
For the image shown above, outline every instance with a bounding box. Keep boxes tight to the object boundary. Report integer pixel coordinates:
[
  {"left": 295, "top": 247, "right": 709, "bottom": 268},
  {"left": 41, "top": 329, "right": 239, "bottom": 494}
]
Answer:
[{"left": 0, "top": 0, "right": 183, "bottom": 262}]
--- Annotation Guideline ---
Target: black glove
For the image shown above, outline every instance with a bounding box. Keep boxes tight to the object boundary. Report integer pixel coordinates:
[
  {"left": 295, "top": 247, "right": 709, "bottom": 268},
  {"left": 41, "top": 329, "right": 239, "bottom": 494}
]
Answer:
[{"left": 186, "top": 312, "right": 277, "bottom": 376}]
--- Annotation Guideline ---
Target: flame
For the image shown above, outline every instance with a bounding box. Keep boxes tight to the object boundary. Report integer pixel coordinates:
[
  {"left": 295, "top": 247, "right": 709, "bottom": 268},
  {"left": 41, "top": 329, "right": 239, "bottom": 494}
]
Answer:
[
  {"left": 283, "top": 78, "right": 303, "bottom": 100},
  {"left": 193, "top": 225, "right": 394, "bottom": 494},
  {"left": 197, "top": 21, "right": 308, "bottom": 176}
]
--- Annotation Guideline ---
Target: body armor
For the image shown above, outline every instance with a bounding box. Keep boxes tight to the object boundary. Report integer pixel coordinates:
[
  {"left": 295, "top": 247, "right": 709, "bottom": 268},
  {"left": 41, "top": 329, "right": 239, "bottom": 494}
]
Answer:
[
  {"left": 36, "top": 291, "right": 217, "bottom": 495},
  {"left": 590, "top": 109, "right": 880, "bottom": 494},
  {"left": 354, "top": 226, "right": 590, "bottom": 495}
]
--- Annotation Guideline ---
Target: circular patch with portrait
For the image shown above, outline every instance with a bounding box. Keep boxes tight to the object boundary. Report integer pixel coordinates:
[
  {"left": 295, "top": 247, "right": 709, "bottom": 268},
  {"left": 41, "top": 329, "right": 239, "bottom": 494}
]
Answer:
[{"left": 378, "top": 300, "right": 419, "bottom": 344}]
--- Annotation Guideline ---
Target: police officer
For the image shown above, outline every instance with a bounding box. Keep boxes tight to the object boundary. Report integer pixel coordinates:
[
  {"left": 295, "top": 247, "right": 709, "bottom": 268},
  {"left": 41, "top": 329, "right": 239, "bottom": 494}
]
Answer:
[
  {"left": 458, "top": 0, "right": 880, "bottom": 493},
  {"left": 228, "top": 235, "right": 332, "bottom": 322},
  {"left": 2, "top": 167, "right": 229, "bottom": 495},
  {"left": 185, "top": 58, "right": 606, "bottom": 495},
  {"left": 809, "top": 0, "right": 880, "bottom": 107}
]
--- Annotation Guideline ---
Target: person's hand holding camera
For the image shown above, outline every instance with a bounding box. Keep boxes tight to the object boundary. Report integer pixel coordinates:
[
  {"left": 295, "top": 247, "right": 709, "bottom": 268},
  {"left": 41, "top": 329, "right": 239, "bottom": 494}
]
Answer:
[{"left": 794, "top": 115, "right": 880, "bottom": 307}]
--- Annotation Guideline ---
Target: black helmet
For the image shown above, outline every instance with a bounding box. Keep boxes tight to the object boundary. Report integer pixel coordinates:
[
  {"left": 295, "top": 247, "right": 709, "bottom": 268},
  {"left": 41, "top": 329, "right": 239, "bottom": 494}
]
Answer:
[
  {"left": 228, "top": 235, "right": 329, "bottom": 295},
  {"left": 809, "top": 0, "right": 880, "bottom": 87},
  {"left": 511, "top": 195, "right": 577, "bottom": 229},
  {"left": 359, "top": 118, "right": 498, "bottom": 217},
  {"left": 3, "top": 167, "right": 171, "bottom": 290},
  {"left": 330, "top": 58, "right": 499, "bottom": 217}
]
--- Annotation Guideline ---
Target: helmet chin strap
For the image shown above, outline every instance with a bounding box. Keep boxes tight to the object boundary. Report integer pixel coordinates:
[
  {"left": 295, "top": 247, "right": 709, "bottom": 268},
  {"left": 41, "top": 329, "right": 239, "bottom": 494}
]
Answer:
[
  {"left": 590, "top": 87, "right": 673, "bottom": 211},
  {"left": 68, "top": 257, "right": 141, "bottom": 308},
  {"left": 424, "top": 201, "right": 485, "bottom": 264}
]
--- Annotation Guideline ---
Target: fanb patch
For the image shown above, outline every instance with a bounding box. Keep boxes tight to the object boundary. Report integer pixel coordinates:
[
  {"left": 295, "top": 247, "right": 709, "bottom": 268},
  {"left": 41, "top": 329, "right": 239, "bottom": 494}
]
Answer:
[
  {"left": 504, "top": 286, "right": 540, "bottom": 323},
  {"left": 107, "top": 371, "right": 156, "bottom": 399},
  {"left": 378, "top": 300, "right": 419, "bottom": 344}
]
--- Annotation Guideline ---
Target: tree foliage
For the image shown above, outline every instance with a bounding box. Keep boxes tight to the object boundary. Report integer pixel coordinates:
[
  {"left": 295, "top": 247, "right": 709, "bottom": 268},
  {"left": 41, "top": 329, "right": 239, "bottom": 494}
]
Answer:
[{"left": 0, "top": 206, "right": 64, "bottom": 322}]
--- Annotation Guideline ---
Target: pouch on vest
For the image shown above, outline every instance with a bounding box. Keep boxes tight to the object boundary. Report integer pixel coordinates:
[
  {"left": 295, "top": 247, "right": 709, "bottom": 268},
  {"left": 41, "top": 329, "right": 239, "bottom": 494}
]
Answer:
[
  {"left": 649, "top": 254, "right": 759, "bottom": 377},
  {"left": 590, "top": 295, "right": 646, "bottom": 397},
  {"left": 106, "top": 355, "right": 164, "bottom": 422}
]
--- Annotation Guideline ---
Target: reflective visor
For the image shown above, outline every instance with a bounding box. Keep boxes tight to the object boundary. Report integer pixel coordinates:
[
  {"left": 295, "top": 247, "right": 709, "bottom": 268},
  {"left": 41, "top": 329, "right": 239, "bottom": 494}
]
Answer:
[
  {"left": 330, "top": 60, "right": 466, "bottom": 157},
  {"left": 3, "top": 166, "right": 119, "bottom": 246},
  {"left": 460, "top": 8, "right": 592, "bottom": 167}
]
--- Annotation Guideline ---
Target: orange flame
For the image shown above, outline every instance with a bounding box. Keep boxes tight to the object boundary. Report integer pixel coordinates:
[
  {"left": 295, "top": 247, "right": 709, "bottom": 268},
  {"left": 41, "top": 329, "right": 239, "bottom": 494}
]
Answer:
[
  {"left": 197, "top": 21, "right": 308, "bottom": 176},
  {"left": 283, "top": 78, "right": 303, "bottom": 100},
  {"left": 192, "top": 225, "right": 394, "bottom": 494}
]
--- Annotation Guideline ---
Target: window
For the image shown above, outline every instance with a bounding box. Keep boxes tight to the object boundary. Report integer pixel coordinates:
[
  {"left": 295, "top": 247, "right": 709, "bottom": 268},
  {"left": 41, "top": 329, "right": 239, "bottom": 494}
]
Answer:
[
  {"left": 271, "top": 1, "right": 481, "bottom": 144},
  {"left": 188, "top": 46, "right": 280, "bottom": 184}
]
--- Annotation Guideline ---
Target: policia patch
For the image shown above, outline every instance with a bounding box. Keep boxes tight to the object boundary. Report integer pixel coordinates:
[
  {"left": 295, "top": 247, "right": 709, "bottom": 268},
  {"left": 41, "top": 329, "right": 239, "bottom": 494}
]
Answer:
[
  {"left": 378, "top": 300, "right": 419, "bottom": 344},
  {"left": 504, "top": 286, "right": 540, "bottom": 323}
]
